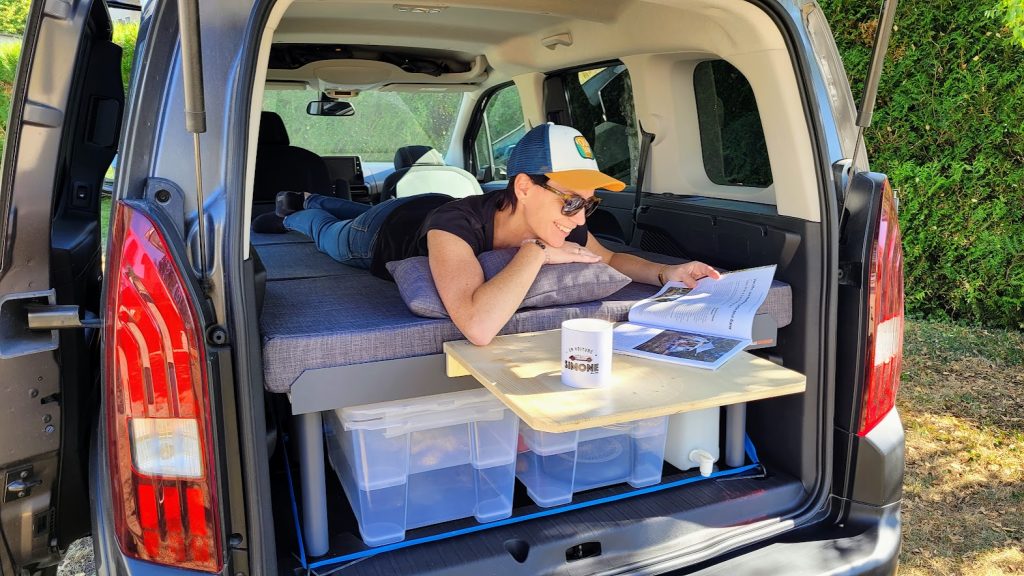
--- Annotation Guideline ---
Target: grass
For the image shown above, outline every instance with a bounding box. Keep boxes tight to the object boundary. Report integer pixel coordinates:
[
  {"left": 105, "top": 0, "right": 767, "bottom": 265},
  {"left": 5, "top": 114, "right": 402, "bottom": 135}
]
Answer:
[
  {"left": 898, "top": 319, "right": 1024, "bottom": 575},
  {"left": 100, "top": 196, "right": 110, "bottom": 249}
]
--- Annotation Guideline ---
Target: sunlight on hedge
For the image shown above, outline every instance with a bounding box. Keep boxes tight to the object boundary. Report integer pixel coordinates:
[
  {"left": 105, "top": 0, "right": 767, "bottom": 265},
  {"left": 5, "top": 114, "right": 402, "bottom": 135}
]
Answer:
[{"left": 987, "top": 0, "right": 1024, "bottom": 48}]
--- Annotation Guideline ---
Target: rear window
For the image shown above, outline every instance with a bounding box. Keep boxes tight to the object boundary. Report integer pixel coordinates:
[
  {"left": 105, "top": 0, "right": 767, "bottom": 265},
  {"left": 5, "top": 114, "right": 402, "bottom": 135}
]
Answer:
[
  {"left": 564, "top": 64, "right": 639, "bottom": 185},
  {"left": 262, "top": 90, "right": 463, "bottom": 162},
  {"left": 693, "top": 60, "right": 772, "bottom": 187}
]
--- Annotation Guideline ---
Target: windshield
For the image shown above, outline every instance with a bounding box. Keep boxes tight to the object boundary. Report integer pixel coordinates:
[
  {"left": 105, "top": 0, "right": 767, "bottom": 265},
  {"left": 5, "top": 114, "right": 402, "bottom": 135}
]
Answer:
[{"left": 262, "top": 90, "right": 463, "bottom": 162}]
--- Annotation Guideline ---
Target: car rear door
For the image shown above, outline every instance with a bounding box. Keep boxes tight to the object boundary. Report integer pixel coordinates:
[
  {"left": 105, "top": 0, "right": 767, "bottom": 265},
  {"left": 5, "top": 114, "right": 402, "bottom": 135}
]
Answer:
[{"left": 0, "top": 0, "right": 123, "bottom": 572}]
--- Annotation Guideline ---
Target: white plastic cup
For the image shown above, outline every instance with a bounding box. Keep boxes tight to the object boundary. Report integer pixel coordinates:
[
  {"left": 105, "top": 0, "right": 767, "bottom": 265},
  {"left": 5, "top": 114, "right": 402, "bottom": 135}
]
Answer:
[{"left": 560, "top": 318, "right": 613, "bottom": 388}]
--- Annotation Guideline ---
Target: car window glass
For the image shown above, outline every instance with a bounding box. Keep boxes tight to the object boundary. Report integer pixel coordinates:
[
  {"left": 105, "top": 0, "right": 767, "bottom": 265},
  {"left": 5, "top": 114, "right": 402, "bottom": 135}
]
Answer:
[
  {"left": 564, "top": 64, "right": 639, "bottom": 185},
  {"left": 693, "top": 60, "right": 772, "bottom": 187},
  {"left": 471, "top": 83, "right": 524, "bottom": 180},
  {"left": 805, "top": 7, "right": 860, "bottom": 159},
  {"left": 262, "top": 90, "right": 463, "bottom": 162}
]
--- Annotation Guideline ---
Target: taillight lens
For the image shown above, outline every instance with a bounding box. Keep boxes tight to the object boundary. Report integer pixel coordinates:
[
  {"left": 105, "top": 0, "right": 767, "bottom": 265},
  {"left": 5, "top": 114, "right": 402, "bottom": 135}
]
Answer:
[
  {"left": 104, "top": 202, "right": 223, "bottom": 572},
  {"left": 858, "top": 179, "right": 905, "bottom": 436}
]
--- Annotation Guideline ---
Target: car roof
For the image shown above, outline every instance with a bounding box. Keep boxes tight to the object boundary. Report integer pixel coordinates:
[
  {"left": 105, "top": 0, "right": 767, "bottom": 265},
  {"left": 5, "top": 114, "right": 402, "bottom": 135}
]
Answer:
[{"left": 267, "top": 0, "right": 790, "bottom": 94}]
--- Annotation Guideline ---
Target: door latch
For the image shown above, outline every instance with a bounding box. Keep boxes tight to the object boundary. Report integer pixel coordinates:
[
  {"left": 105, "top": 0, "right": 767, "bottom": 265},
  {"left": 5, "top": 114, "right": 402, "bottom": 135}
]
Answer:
[{"left": 4, "top": 466, "right": 42, "bottom": 502}]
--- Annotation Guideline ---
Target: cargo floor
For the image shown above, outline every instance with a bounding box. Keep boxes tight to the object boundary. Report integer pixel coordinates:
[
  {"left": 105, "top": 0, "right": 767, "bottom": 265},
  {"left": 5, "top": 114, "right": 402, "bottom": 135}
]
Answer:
[{"left": 271, "top": 438, "right": 806, "bottom": 576}]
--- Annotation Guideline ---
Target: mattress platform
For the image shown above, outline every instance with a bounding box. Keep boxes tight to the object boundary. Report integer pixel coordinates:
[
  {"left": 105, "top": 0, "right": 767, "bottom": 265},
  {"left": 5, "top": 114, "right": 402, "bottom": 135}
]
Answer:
[{"left": 255, "top": 234, "right": 793, "bottom": 402}]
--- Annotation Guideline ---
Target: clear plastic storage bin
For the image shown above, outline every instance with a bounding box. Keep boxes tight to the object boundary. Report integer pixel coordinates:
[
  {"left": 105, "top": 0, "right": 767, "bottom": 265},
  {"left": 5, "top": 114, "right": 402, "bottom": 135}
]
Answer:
[
  {"left": 516, "top": 416, "right": 669, "bottom": 507},
  {"left": 324, "top": 389, "right": 519, "bottom": 547}
]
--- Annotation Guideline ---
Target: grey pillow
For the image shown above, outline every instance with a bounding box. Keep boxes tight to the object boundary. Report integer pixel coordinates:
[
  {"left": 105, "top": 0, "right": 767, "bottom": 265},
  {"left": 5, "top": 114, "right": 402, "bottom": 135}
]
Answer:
[{"left": 386, "top": 248, "right": 632, "bottom": 319}]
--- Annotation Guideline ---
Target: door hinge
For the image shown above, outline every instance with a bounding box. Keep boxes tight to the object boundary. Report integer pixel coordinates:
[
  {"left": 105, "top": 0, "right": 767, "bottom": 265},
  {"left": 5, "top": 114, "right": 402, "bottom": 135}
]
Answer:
[
  {"left": 0, "top": 290, "right": 59, "bottom": 359},
  {"left": 25, "top": 304, "right": 102, "bottom": 330},
  {"left": 4, "top": 466, "right": 42, "bottom": 502}
]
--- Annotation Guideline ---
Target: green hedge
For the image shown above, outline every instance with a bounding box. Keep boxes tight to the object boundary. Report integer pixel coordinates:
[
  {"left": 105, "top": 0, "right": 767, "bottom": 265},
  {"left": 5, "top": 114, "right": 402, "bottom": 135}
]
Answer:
[{"left": 822, "top": 1, "right": 1024, "bottom": 330}]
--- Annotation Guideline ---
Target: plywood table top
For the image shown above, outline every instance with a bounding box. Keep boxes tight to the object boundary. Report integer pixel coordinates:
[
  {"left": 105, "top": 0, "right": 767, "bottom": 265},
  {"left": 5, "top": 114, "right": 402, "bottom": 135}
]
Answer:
[{"left": 444, "top": 329, "right": 806, "bottom": 433}]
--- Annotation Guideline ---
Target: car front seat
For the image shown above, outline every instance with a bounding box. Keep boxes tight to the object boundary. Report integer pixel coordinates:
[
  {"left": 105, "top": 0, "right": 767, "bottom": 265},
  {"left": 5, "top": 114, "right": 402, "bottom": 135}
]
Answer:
[
  {"left": 380, "top": 145, "right": 483, "bottom": 201},
  {"left": 252, "top": 111, "right": 333, "bottom": 216}
]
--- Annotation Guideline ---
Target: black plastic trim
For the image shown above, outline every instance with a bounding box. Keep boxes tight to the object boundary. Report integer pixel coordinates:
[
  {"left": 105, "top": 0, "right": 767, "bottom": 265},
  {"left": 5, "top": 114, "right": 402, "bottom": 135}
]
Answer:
[
  {"left": 672, "top": 500, "right": 901, "bottom": 575},
  {"left": 461, "top": 80, "right": 515, "bottom": 179}
]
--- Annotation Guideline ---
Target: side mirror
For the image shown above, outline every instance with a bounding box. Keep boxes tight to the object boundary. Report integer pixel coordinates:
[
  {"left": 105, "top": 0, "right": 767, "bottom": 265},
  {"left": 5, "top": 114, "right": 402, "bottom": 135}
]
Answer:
[{"left": 307, "top": 100, "right": 355, "bottom": 116}]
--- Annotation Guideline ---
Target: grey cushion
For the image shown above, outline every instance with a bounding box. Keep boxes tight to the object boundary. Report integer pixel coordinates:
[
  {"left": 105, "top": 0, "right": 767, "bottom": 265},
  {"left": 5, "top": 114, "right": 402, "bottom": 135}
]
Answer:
[
  {"left": 260, "top": 274, "right": 654, "bottom": 393},
  {"left": 385, "top": 248, "right": 632, "bottom": 318},
  {"left": 252, "top": 242, "right": 365, "bottom": 281},
  {"left": 260, "top": 272, "right": 793, "bottom": 393},
  {"left": 250, "top": 230, "right": 312, "bottom": 246},
  {"left": 258, "top": 241, "right": 794, "bottom": 393}
]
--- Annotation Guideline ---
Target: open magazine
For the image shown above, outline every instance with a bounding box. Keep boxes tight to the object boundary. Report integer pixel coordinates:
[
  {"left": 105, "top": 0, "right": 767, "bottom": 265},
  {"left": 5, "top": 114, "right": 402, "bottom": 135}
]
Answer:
[{"left": 613, "top": 265, "right": 777, "bottom": 370}]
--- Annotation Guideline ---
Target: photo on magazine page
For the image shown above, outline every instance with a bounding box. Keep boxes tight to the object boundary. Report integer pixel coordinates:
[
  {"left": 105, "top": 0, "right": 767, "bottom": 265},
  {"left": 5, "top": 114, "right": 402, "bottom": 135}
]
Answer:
[
  {"left": 613, "top": 323, "right": 750, "bottom": 370},
  {"left": 634, "top": 330, "right": 746, "bottom": 364}
]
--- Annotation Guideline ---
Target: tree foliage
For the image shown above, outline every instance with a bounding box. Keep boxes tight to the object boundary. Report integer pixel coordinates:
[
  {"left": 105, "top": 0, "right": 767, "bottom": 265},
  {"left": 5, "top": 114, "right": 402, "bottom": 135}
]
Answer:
[
  {"left": 987, "top": 0, "right": 1024, "bottom": 48},
  {"left": 821, "top": 0, "right": 1024, "bottom": 329},
  {"left": 0, "top": 0, "right": 28, "bottom": 36}
]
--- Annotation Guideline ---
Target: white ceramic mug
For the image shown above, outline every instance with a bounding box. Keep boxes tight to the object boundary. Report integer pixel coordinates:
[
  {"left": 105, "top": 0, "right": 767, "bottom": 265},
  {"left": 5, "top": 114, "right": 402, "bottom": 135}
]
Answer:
[{"left": 560, "top": 318, "right": 613, "bottom": 388}]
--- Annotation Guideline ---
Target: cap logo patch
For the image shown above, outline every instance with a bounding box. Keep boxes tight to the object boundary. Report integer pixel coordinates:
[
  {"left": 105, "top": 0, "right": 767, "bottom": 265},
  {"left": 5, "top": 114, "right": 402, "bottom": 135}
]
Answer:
[{"left": 574, "top": 136, "right": 594, "bottom": 160}]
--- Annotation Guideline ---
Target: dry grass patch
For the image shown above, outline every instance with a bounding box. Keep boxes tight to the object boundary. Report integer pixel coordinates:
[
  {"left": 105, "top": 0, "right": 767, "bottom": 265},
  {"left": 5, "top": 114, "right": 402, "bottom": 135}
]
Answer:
[{"left": 898, "top": 319, "right": 1024, "bottom": 575}]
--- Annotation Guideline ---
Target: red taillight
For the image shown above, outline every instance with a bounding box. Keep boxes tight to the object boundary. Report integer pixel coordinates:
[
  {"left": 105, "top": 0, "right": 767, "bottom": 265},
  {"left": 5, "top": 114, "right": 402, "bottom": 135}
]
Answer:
[
  {"left": 857, "top": 179, "right": 904, "bottom": 436},
  {"left": 104, "top": 202, "right": 223, "bottom": 572}
]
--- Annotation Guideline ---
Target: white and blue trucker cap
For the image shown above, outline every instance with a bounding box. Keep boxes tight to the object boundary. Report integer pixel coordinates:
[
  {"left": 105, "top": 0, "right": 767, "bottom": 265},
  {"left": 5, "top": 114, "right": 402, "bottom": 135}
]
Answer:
[{"left": 506, "top": 123, "right": 626, "bottom": 191}]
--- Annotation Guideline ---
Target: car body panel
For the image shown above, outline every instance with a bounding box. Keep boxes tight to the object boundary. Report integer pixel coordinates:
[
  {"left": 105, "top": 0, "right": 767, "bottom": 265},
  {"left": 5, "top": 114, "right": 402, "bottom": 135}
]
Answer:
[{"left": 0, "top": 0, "right": 114, "bottom": 570}]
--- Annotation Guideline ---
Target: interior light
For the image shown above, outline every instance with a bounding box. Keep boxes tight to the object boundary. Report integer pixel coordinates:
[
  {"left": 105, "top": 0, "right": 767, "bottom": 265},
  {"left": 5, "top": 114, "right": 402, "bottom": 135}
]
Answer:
[{"left": 393, "top": 4, "right": 448, "bottom": 14}]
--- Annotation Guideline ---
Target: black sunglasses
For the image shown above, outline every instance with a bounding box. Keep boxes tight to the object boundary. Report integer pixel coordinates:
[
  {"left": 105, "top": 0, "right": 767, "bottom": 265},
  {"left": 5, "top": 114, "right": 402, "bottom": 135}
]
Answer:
[{"left": 537, "top": 181, "right": 602, "bottom": 217}]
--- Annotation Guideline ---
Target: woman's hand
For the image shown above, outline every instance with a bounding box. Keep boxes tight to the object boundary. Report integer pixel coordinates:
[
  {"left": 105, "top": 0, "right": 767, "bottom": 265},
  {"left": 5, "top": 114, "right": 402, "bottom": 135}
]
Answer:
[
  {"left": 663, "top": 261, "right": 722, "bottom": 288},
  {"left": 525, "top": 240, "right": 603, "bottom": 265}
]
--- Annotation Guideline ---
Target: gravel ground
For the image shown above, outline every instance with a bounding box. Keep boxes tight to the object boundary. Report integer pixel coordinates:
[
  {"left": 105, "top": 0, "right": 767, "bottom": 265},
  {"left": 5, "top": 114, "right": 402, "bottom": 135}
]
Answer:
[{"left": 57, "top": 537, "right": 96, "bottom": 576}]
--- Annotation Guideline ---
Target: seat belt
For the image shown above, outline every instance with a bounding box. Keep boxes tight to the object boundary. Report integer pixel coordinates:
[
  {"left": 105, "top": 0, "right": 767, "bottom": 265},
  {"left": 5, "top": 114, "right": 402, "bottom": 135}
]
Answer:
[{"left": 630, "top": 123, "right": 656, "bottom": 245}]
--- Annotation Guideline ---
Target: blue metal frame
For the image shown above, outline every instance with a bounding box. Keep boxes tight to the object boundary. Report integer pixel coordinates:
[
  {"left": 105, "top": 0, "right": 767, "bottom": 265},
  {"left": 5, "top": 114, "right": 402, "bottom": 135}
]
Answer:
[{"left": 283, "top": 434, "right": 764, "bottom": 572}]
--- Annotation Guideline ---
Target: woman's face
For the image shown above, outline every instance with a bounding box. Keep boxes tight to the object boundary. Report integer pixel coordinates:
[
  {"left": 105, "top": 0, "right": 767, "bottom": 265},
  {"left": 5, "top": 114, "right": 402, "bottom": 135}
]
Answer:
[{"left": 521, "top": 176, "right": 593, "bottom": 247}]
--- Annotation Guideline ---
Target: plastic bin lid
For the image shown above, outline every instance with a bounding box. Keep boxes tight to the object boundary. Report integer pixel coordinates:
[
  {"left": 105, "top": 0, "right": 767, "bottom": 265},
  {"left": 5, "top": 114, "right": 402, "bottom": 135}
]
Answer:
[{"left": 339, "top": 388, "right": 507, "bottom": 435}]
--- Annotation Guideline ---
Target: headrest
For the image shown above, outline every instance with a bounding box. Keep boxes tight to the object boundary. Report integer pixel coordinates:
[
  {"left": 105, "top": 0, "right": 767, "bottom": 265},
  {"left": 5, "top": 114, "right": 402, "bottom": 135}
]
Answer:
[
  {"left": 259, "top": 111, "right": 290, "bottom": 146},
  {"left": 394, "top": 145, "right": 445, "bottom": 170}
]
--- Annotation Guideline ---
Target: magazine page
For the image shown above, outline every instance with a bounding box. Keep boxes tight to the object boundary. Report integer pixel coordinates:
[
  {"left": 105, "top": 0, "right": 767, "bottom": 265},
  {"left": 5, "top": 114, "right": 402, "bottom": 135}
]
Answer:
[
  {"left": 627, "top": 265, "right": 777, "bottom": 340},
  {"left": 612, "top": 322, "right": 749, "bottom": 370}
]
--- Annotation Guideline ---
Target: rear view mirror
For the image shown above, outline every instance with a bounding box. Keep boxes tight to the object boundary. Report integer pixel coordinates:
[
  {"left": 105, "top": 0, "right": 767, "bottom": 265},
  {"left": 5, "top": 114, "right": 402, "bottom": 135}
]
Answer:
[{"left": 307, "top": 100, "right": 355, "bottom": 116}]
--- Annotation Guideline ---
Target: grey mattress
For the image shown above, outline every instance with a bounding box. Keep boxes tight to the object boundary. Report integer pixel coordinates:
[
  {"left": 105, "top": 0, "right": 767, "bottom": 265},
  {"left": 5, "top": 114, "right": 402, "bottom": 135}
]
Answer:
[
  {"left": 251, "top": 230, "right": 312, "bottom": 246},
  {"left": 256, "top": 239, "right": 793, "bottom": 393}
]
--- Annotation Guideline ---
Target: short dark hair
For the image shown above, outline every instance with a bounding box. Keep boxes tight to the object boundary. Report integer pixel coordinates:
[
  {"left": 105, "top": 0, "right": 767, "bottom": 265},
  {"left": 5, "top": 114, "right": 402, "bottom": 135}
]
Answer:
[{"left": 495, "top": 173, "right": 548, "bottom": 213}]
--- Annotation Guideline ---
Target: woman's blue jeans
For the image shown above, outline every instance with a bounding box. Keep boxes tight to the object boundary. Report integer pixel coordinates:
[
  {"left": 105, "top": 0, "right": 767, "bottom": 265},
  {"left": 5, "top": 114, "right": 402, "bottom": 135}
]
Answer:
[{"left": 283, "top": 195, "right": 426, "bottom": 268}]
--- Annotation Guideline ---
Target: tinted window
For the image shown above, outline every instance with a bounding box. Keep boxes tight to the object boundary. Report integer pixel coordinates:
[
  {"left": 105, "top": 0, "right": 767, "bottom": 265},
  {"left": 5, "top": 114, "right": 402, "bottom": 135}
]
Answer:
[
  {"left": 471, "top": 83, "right": 525, "bottom": 180},
  {"left": 564, "top": 64, "right": 638, "bottom": 184},
  {"left": 693, "top": 60, "right": 772, "bottom": 187}
]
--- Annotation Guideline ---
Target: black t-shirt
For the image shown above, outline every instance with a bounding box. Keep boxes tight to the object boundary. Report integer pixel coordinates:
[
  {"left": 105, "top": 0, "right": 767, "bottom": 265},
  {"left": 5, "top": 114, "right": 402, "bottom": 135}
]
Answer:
[{"left": 370, "top": 192, "right": 589, "bottom": 280}]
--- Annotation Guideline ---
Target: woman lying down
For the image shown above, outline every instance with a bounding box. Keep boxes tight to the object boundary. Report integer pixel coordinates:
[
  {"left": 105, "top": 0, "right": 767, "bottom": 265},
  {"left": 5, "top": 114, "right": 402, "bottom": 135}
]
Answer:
[{"left": 255, "top": 123, "right": 720, "bottom": 345}]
